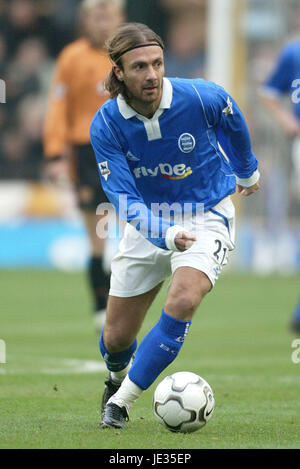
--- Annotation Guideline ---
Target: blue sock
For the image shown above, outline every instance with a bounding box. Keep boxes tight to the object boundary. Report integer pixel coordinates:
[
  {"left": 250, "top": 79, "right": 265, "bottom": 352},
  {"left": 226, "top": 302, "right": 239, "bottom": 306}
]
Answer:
[
  {"left": 294, "top": 299, "right": 300, "bottom": 322},
  {"left": 128, "top": 309, "right": 191, "bottom": 390},
  {"left": 99, "top": 330, "right": 137, "bottom": 372}
]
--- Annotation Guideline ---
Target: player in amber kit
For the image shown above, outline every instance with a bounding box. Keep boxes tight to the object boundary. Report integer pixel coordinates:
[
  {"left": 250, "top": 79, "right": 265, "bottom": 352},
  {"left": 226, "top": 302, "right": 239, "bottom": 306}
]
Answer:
[{"left": 43, "top": 0, "right": 124, "bottom": 329}]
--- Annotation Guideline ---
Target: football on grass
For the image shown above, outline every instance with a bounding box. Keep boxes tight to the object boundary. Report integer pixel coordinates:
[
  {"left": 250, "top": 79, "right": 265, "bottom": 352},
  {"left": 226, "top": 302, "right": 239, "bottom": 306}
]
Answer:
[{"left": 153, "top": 371, "right": 215, "bottom": 433}]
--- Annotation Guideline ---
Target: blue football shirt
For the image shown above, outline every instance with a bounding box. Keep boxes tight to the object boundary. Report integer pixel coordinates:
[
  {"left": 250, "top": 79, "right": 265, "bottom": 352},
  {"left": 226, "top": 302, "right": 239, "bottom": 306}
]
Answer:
[{"left": 90, "top": 77, "right": 258, "bottom": 249}]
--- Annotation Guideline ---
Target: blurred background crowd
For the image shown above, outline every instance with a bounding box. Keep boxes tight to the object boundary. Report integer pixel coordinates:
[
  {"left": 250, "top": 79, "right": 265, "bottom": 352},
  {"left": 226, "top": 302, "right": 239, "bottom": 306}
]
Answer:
[
  {"left": 0, "top": 0, "right": 207, "bottom": 180},
  {"left": 0, "top": 0, "right": 299, "bottom": 273}
]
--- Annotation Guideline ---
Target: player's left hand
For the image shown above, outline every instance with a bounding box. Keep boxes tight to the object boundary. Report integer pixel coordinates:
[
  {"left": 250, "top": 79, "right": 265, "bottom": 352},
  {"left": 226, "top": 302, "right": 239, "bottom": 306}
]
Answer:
[
  {"left": 174, "top": 231, "right": 197, "bottom": 252},
  {"left": 236, "top": 182, "right": 260, "bottom": 196}
]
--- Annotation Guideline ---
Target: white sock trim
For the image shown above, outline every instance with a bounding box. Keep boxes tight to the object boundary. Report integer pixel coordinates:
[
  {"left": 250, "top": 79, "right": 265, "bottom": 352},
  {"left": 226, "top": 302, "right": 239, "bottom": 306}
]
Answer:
[{"left": 108, "top": 375, "right": 143, "bottom": 409}]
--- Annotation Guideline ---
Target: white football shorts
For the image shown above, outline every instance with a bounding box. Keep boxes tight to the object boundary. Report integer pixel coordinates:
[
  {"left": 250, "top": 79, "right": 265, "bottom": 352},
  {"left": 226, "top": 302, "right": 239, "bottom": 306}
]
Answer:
[{"left": 109, "top": 196, "right": 235, "bottom": 297}]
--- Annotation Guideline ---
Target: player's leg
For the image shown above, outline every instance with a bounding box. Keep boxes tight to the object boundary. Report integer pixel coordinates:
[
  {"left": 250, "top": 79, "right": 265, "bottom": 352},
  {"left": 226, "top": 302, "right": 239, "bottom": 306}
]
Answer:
[
  {"left": 100, "top": 223, "right": 172, "bottom": 427},
  {"left": 81, "top": 209, "right": 110, "bottom": 329},
  {"left": 102, "top": 197, "right": 235, "bottom": 428},
  {"left": 100, "top": 283, "right": 163, "bottom": 427},
  {"left": 164, "top": 267, "right": 211, "bottom": 320},
  {"left": 75, "top": 144, "right": 110, "bottom": 330},
  {"left": 101, "top": 271, "right": 209, "bottom": 428},
  {"left": 101, "top": 286, "right": 163, "bottom": 408},
  {"left": 106, "top": 268, "right": 211, "bottom": 416},
  {"left": 103, "top": 284, "right": 163, "bottom": 352}
]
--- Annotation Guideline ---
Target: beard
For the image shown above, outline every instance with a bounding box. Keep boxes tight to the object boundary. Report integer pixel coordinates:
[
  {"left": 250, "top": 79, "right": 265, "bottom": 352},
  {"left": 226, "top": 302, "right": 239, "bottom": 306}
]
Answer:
[{"left": 125, "top": 80, "right": 162, "bottom": 105}]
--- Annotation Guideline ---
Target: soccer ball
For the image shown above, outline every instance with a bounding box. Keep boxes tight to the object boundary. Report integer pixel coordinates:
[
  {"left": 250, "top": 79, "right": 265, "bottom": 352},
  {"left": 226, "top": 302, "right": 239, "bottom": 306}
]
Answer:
[{"left": 153, "top": 371, "right": 215, "bottom": 433}]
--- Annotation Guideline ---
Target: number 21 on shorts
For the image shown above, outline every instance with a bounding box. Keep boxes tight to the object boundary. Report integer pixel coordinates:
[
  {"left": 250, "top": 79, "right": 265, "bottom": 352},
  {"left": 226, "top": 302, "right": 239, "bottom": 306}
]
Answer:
[{"left": 213, "top": 239, "right": 228, "bottom": 265}]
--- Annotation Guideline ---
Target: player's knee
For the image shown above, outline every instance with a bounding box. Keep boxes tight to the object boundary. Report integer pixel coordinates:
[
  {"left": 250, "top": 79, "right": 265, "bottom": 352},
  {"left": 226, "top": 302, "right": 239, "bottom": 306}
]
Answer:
[
  {"left": 103, "top": 329, "right": 134, "bottom": 353},
  {"left": 165, "top": 272, "right": 211, "bottom": 319},
  {"left": 165, "top": 292, "right": 200, "bottom": 319}
]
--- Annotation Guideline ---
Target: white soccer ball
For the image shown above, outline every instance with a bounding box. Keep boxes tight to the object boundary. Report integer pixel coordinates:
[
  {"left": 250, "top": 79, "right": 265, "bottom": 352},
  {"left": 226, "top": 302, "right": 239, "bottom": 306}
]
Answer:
[{"left": 153, "top": 371, "right": 215, "bottom": 433}]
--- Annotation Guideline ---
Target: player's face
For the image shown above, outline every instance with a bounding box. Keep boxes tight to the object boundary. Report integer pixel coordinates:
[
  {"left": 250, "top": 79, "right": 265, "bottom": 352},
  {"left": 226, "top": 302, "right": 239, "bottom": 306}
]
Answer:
[
  {"left": 115, "top": 45, "right": 165, "bottom": 115},
  {"left": 84, "top": 4, "right": 124, "bottom": 47}
]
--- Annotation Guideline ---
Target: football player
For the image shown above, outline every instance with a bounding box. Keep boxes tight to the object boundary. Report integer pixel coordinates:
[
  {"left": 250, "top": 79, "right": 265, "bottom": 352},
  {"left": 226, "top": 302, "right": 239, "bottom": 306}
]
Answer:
[
  {"left": 260, "top": 39, "right": 300, "bottom": 333},
  {"left": 43, "top": 0, "right": 125, "bottom": 329},
  {"left": 90, "top": 23, "right": 260, "bottom": 428}
]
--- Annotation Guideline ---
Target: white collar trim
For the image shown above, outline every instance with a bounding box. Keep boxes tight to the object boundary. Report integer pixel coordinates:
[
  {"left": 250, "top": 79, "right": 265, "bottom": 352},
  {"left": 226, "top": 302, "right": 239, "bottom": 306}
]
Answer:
[{"left": 117, "top": 77, "right": 173, "bottom": 120}]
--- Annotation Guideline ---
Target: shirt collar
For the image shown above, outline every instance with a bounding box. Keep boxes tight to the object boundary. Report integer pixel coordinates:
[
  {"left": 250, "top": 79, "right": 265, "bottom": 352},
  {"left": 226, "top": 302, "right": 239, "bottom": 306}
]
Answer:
[{"left": 117, "top": 77, "right": 173, "bottom": 120}]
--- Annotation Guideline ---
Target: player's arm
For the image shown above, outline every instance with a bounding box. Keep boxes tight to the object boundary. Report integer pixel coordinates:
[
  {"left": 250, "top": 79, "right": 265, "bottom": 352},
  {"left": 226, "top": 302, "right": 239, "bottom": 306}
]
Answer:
[
  {"left": 43, "top": 50, "right": 72, "bottom": 183},
  {"left": 260, "top": 94, "right": 300, "bottom": 137},
  {"left": 201, "top": 83, "right": 260, "bottom": 195},
  {"left": 260, "top": 45, "right": 300, "bottom": 136},
  {"left": 90, "top": 112, "right": 195, "bottom": 251}
]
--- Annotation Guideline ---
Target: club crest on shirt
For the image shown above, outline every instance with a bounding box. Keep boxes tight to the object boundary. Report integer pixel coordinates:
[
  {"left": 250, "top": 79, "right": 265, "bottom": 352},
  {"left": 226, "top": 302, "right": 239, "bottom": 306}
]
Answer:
[
  {"left": 178, "top": 133, "right": 196, "bottom": 153},
  {"left": 99, "top": 161, "right": 110, "bottom": 181}
]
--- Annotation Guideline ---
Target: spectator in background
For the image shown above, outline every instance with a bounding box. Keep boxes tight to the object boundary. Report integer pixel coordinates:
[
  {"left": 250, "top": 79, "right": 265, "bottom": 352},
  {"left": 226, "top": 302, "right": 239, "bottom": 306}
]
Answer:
[
  {"left": 1, "top": 129, "right": 30, "bottom": 179},
  {"left": 18, "top": 95, "right": 45, "bottom": 177},
  {"left": 0, "top": 0, "right": 71, "bottom": 59},
  {"left": 163, "top": 16, "right": 206, "bottom": 78},
  {"left": 47, "top": 0, "right": 82, "bottom": 43},
  {"left": 6, "top": 38, "right": 52, "bottom": 111},
  {"left": 125, "top": 0, "right": 168, "bottom": 41},
  {"left": 43, "top": 0, "right": 125, "bottom": 330},
  {"left": 125, "top": 0, "right": 207, "bottom": 79},
  {"left": 1, "top": 94, "right": 45, "bottom": 180},
  {"left": 161, "top": 0, "right": 206, "bottom": 78},
  {"left": 0, "top": 0, "right": 72, "bottom": 180},
  {"left": 0, "top": 36, "right": 53, "bottom": 180},
  {"left": 0, "top": 33, "right": 6, "bottom": 76}
]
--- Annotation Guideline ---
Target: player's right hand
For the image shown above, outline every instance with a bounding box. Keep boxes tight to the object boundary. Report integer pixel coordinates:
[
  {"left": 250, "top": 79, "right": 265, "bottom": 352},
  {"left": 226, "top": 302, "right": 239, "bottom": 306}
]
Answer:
[
  {"left": 174, "top": 231, "right": 197, "bottom": 252},
  {"left": 236, "top": 181, "right": 260, "bottom": 196}
]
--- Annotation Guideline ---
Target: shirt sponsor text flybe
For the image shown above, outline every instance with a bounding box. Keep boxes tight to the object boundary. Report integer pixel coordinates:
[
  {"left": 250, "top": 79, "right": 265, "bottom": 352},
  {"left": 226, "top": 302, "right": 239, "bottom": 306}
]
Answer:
[{"left": 133, "top": 163, "right": 193, "bottom": 180}]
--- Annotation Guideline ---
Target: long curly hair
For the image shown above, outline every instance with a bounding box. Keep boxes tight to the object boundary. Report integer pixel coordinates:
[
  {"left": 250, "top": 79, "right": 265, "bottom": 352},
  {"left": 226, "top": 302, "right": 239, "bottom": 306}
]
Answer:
[{"left": 104, "top": 23, "right": 164, "bottom": 99}]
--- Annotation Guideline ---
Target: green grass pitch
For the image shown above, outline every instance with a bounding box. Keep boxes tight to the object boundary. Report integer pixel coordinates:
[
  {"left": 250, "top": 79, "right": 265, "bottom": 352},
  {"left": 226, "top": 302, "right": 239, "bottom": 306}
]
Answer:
[{"left": 0, "top": 269, "right": 299, "bottom": 449}]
